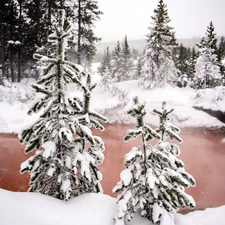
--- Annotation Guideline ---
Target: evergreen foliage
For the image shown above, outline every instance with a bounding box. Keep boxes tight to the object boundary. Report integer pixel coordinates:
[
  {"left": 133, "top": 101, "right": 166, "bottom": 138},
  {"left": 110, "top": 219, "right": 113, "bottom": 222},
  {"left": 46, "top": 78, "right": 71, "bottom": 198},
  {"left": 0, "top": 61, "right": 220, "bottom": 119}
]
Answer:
[
  {"left": 111, "top": 41, "right": 124, "bottom": 81},
  {"left": 173, "top": 44, "right": 194, "bottom": 87},
  {"left": 139, "top": 0, "right": 178, "bottom": 89},
  {"left": 99, "top": 67, "right": 112, "bottom": 91},
  {"left": 98, "top": 47, "right": 112, "bottom": 77},
  {"left": 0, "top": 66, "right": 4, "bottom": 86},
  {"left": 110, "top": 37, "right": 134, "bottom": 82},
  {"left": 73, "top": 0, "right": 103, "bottom": 66},
  {"left": 119, "top": 36, "right": 134, "bottom": 80},
  {"left": 0, "top": 0, "right": 102, "bottom": 82},
  {"left": 217, "top": 36, "right": 225, "bottom": 77},
  {"left": 134, "top": 57, "right": 144, "bottom": 80},
  {"left": 19, "top": 10, "right": 107, "bottom": 201},
  {"left": 113, "top": 99, "right": 196, "bottom": 225},
  {"left": 0, "top": 0, "right": 26, "bottom": 82},
  {"left": 189, "top": 47, "right": 197, "bottom": 79},
  {"left": 193, "top": 22, "right": 222, "bottom": 89}
]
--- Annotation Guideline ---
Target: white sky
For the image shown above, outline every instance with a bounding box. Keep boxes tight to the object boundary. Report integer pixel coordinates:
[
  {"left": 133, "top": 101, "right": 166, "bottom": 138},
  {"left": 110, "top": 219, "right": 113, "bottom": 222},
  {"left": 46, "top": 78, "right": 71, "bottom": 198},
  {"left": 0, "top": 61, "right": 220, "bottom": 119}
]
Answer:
[{"left": 95, "top": 0, "right": 225, "bottom": 42}]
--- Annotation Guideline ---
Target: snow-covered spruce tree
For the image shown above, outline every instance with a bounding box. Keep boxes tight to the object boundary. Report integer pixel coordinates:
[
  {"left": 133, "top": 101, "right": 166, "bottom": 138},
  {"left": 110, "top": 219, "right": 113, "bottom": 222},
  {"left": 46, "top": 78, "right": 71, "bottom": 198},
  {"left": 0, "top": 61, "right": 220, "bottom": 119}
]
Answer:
[
  {"left": 119, "top": 35, "right": 134, "bottom": 80},
  {"left": 111, "top": 41, "right": 125, "bottom": 82},
  {"left": 134, "top": 56, "right": 144, "bottom": 80},
  {"left": 19, "top": 10, "right": 107, "bottom": 201},
  {"left": 113, "top": 99, "right": 196, "bottom": 225},
  {"left": 138, "top": 0, "right": 178, "bottom": 89},
  {"left": 217, "top": 36, "right": 225, "bottom": 77},
  {"left": 110, "top": 37, "right": 134, "bottom": 82},
  {"left": 113, "top": 96, "right": 161, "bottom": 225},
  {"left": 98, "top": 46, "right": 112, "bottom": 77},
  {"left": 150, "top": 101, "right": 196, "bottom": 222},
  {"left": 100, "top": 67, "right": 113, "bottom": 91},
  {"left": 193, "top": 21, "right": 222, "bottom": 89}
]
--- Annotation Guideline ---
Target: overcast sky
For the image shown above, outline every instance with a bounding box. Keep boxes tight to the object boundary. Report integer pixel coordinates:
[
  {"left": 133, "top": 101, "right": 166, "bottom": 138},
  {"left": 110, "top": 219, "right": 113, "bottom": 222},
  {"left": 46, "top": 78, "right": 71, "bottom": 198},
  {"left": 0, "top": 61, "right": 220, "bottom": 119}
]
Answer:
[{"left": 94, "top": 0, "right": 225, "bottom": 42}]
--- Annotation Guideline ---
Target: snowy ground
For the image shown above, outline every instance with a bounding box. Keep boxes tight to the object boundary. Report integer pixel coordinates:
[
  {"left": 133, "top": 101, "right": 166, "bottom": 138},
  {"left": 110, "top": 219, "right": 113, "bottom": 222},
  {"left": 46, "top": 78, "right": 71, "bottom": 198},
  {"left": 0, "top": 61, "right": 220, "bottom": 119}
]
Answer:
[
  {"left": 1, "top": 188, "right": 225, "bottom": 225},
  {"left": 0, "top": 71, "right": 224, "bottom": 134},
  {"left": 0, "top": 64, "right": 225, "bottom": 224}
]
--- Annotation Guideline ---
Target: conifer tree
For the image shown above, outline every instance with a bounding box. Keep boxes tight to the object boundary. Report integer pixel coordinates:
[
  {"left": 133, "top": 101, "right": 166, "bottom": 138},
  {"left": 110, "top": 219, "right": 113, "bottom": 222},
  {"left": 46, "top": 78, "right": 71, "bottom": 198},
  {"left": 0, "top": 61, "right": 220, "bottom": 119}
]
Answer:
[
  {"left": 20, "top": 10, "right": 107, "bottom": 201},
  {"left": 218, "top": 36, "right": 225, "bottom": 60},
  {"left": 174, "top": 44, "right": 189, "bottom": 74},
  {"left": 110, "top": 37, "right": 134, "bottom": 82},
  {"left": 111, "top": 41, "right": 124, "bottom": 81},
  {"left": 135, "top": 56, "right": 144, "bottom": 80},
  {"left": 217, "top": 36, "right": 225, "bottom": 77},
  {"left": 193, "top": 21, "right": 222, "bottom": 89},
  {"left": 189, "top": 47, "right": 197, "bottom": 78},
  {"left": 98, "top": 47, "right": 112, "bottom": 76},
  {"left": 113, "top": 99, "right": 195, "bottom": 225},
  {"left": 139, "top": 0, "right": 178, "bottom": 89},
  {"left": 120, "top": 35, "right": 134, "bottom": 80},
  {"left": 99, "top": 67, "right": 112, "bottom": 91},
  {"left": 0, "top": 0, "right": 22, "bottom": 82},
  {"left": 72, "top": 0, "right": 103, "bottom": 66},
  {"left": 173, "top": 44, "right": 193, "bottom": 87},
  {"left": 150, "top": 102, "right": 196, "bottom": 221},
  {"left": 113, "top": 96, "right": 161, "bottom": 225}
]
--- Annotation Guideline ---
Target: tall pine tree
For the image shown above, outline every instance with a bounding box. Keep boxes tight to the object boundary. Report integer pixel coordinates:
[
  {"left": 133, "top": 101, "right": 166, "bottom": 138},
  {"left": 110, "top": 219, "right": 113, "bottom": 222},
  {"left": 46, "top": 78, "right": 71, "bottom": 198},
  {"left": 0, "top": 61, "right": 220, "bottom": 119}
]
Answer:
[
  {"left": 98, "top": 46, "right": 112, "bottom": 76},
  {"left": 110, "top": 37, "right": 134, "bottom": 82},
  {"left": 20, "top": 10, "right": 107, "bottom": 201},
  {"left": 110, "top": 41, "right": 123, "bottom": 81},
  {"left": 72, "top": 0, "right": 103, "bottom": 67},
  {"left": 138, "top": 0, "right": 178, "bottom": 89},
  {"left": 217, "top": 36, "right": 225, "bottom": 78},
  {"left": 120, "top": 35, "right": 134, "bottom": 80}
]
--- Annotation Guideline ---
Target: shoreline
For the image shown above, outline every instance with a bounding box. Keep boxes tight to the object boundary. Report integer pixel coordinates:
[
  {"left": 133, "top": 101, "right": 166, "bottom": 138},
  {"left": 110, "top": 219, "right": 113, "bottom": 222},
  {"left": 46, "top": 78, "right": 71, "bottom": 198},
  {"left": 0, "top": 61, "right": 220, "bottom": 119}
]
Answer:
[{"left": 0, "top": 125, "right": 225, "bottom": 138}]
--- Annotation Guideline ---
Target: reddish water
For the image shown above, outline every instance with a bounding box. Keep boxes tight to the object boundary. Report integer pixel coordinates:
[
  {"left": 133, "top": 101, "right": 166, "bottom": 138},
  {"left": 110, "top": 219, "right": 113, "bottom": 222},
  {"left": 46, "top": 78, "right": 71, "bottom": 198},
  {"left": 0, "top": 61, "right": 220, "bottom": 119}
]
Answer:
[{"left": 0, "top": 125, "right": 225, "bottom": 211}]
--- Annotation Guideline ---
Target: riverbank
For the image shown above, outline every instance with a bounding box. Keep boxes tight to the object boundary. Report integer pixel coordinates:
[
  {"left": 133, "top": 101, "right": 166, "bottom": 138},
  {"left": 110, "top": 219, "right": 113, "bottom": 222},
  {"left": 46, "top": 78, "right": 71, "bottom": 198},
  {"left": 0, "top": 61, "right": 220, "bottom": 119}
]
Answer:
[{"left": 1, "top": 124, "right": 225, "bottom": 212}]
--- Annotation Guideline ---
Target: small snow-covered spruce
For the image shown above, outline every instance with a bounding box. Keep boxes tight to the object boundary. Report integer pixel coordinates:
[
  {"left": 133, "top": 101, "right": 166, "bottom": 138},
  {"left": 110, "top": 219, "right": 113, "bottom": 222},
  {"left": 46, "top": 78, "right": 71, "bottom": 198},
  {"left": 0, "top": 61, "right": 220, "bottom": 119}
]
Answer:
[
  {"left": 150, "top": 101, "right": 196, "bottom": 223},
  {"left": 100, "top": 67, "right": 113, "bottom": 91},
  {"left": 113, "top": 96, "right": 161, "bottom": 225},
  {"left": 19, "top": 10, "right": 107, "bottom": 201}
]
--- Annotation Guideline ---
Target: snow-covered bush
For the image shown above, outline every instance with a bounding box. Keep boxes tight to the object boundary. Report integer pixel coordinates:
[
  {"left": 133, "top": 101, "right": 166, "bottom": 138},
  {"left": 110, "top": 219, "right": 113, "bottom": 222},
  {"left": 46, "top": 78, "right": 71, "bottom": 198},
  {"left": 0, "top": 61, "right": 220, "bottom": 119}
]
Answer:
[
  {"left": 192, "top": 86, "right": 225, "bottom": 112},
  {"left": 7, "top": 87, "right": 15, "bottom": 105},
  {"left": 97, "top": 83, "right": 130, "bottom": 124}
]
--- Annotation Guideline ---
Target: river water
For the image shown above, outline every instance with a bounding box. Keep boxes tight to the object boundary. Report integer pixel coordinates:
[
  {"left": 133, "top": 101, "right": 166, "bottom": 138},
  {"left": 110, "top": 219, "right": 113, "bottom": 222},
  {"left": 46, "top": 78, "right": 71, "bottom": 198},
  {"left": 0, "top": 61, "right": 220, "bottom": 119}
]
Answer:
[{"left": 0, "top": 124, "right": 225, "bottom": 211}]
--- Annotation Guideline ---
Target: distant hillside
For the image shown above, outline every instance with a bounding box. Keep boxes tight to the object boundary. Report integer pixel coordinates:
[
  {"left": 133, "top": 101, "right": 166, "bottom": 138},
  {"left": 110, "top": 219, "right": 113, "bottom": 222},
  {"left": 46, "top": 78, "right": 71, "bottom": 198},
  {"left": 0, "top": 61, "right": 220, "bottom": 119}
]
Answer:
[
  {"left": 95, "top": 38, "right": 201, "bottom": 54},
  {"left": 95, "top": 39, "right": 146, "bottom": 54},
  {"left": 93, "top": 37, "right": 202, "bottom": 62}
]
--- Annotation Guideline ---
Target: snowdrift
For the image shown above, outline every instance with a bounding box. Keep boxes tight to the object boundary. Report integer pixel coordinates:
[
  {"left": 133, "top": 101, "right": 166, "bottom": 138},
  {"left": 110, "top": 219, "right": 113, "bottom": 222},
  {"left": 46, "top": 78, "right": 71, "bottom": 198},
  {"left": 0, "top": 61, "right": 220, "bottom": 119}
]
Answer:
[{"left": 0, "top": 189, "right": 225, "bottom": 225}]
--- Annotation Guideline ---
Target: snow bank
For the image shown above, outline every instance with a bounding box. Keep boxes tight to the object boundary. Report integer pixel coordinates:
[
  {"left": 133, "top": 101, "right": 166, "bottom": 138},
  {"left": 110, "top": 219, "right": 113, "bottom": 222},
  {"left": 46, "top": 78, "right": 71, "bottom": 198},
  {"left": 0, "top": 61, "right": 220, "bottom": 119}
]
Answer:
[
  {"left": 186, "top": 206, "right": 225, "bottom": 225},
  {"left": 0, "top": 77, "right": 224, "bottom": 134},
  {"left": 0, "top": 188, "right": 224, "bottom": 225},
  {"left": 0, "top": 189, "right": 117, "bottom": 225},
  {"left": 192, "top": 86, "right": 225, "bottom": 112}
]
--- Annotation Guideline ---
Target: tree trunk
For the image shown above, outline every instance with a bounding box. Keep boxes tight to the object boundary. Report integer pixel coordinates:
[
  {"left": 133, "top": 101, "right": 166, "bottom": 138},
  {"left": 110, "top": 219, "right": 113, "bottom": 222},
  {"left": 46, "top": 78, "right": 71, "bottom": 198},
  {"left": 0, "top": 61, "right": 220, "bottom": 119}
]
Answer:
[
  {"left": 142, "top": 133, "right": 147, "bottom": 175},
  {"left": 77, "top": 0, "right": 81, "bottom": 64},
  {"left": 0, "top": 3, "right": 5, "bottom": 77},
  {"left": 10, "top": 52, "right": 14, "bottom": 82},
  {"left": 17, "top": 0, "right": 22, "bottom": 82}
]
